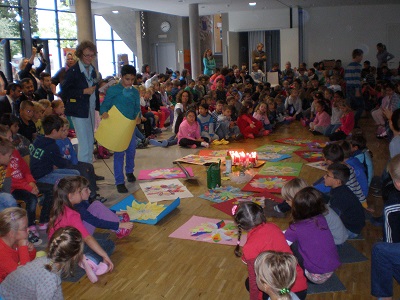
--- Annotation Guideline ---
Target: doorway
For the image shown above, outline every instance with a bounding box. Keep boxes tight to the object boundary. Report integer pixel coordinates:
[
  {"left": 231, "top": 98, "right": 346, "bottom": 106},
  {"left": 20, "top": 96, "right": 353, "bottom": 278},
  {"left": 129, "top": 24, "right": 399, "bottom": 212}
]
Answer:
[{"left": 154, "top": 43, "right": 176, "bottom": 74}]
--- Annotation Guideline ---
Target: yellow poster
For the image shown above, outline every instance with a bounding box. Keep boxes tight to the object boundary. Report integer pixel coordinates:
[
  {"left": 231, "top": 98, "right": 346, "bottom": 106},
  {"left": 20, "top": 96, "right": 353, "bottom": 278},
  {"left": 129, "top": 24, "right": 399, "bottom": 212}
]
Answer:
[{"left": 95, "top": 105, "right": 137, "bottom": 152}]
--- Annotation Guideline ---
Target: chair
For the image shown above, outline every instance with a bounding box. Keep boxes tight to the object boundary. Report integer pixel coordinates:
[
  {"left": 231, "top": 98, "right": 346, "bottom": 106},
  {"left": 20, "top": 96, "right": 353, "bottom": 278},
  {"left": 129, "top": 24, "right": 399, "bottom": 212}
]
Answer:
[{"left": 267, "top": 72, "right": 279, "bottom": 88}]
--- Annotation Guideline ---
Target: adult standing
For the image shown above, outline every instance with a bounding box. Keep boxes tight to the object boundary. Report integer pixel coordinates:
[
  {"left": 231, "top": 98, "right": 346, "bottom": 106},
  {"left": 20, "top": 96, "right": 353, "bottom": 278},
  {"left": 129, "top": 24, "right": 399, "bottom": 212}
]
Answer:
[
  {"left": 203, "top": 49, "right": 216, "bottom": 76},
  {"left": 18, "top": 47, "right": 47, "bottom": 92},
  {"left": 376, "top": 43, "right": 395, "bottom": 79},
  {"left": 252, "top": 43, "right": 267, "bottom": 72},
  {"left": 51, "top": 52, "right": 78, "bottom": 94},
  {"left": 61, "top": 40, "right": 100, "bottom": 164}
]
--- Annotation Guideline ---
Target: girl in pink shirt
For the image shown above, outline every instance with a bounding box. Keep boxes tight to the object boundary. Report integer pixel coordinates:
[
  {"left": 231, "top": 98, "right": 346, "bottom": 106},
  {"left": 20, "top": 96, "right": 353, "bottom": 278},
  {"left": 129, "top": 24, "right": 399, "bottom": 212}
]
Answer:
[
  {"left": 177, "top": 110, "right": 209, "bottom": 149},
  {"left": 329, "top": 102, "right": 354, "bottom": 141},
  {"left": 310, "top": 100, "right": 331, "bottom": 134},
  {"left": 47, "top": 176, "right": 116, "bottom": 283}
]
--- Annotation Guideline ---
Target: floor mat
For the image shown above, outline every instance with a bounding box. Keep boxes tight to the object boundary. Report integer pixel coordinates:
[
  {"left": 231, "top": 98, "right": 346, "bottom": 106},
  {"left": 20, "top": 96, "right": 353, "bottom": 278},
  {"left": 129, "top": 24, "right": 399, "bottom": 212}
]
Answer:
[{"left": 307, "top": 273, "right": 346, "bottom": 294}]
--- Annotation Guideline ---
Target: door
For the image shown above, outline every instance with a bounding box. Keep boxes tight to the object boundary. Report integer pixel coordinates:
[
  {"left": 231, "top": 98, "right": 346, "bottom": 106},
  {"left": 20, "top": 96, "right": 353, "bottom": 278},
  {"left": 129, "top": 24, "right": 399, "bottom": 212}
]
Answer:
[{"left": 154, "top": 43, "right": 176, "bottom": 74}]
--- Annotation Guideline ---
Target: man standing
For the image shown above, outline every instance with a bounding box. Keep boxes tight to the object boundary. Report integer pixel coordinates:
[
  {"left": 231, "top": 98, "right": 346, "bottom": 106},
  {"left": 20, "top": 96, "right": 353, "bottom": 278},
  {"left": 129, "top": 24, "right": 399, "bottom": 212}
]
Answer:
[
  {"left": 344, "top": 49, "right": 364, "bottom": 127},
  {"left": 34, "top": 72, "right": 54, "bottom": 101},
  {"left": 252, "top": 43, "right": 267, "bottom": 72}
]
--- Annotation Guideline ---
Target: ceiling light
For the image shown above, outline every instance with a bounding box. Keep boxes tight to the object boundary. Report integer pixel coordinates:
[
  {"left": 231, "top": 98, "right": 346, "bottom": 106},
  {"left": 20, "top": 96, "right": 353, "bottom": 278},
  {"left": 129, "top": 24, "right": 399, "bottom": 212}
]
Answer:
[
  {"left": 249, "top": 2, "right": 256, "bottom": 6},
  {"left": 112, "top": 10, "right": 119, "bottom": 14}
]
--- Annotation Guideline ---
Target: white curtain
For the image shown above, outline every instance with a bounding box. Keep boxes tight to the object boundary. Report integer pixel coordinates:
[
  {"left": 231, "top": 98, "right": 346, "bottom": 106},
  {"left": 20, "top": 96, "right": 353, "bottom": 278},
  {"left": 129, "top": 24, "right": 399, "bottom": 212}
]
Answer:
[{"left": 248, "top": 31, "right": 266, "bottom": 71}]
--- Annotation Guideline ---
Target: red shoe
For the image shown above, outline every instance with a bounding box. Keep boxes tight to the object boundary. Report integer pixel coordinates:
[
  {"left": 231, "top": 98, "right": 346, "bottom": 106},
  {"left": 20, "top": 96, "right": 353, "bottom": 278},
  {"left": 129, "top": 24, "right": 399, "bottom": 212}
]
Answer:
[
  {"left": 262, "top": 130, "right": 270, "bottom": 136},
  {"left": 79, "top": 255, "right": 98, "bottom": 283},
  {"left": 245, "top": 134, "right": 255, "bottom": 139}
]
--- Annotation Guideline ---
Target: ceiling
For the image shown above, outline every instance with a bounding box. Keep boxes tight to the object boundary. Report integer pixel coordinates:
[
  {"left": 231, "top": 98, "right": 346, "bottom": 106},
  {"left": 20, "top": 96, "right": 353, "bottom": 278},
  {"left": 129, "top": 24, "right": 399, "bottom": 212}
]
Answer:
[{"left": 92, "top": 0, "right": 399, "bottom": 17}]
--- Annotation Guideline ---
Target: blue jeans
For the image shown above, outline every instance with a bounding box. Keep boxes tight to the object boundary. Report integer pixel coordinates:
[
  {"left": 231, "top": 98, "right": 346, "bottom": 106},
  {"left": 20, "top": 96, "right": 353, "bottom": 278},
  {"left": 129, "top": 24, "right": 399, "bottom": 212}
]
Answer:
[
  {"left": 114, "top": 133, "right": 136, "bottom": 185},
  {"left": 0, "top": 193, "right": 17, "bottom": 212},
  {"left": 83, "top": 237, "right": 115, "bottom": 265},
  {"left": 11, "top": 190, "right": 38, "bottom": 227},
  {"left": 324, "top": 124, "right": 341, "bottom": 136},
  {"left": 37, "top": 169, "right": 80, "bottom": 185},
  {"left": 346, "top": 87, "right": 364, "bottom": 127},
  {"left": 371, "top": 242, "right": 400, "bottom": 297},
  {"left": 71, "top": 106, "right": 95, "bottom": 164}
]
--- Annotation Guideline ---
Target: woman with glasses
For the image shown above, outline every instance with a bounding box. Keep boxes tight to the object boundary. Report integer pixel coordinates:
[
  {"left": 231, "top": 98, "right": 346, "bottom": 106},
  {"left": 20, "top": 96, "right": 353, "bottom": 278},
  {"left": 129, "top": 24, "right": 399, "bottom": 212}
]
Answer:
[{"left": 61, "top": 41, "right": 101, "bottom": 165}]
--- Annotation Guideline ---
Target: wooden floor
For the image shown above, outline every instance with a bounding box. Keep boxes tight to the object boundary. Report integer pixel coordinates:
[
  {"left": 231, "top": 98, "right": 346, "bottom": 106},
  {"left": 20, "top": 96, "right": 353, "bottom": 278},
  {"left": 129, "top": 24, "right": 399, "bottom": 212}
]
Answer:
[{"left": 62, "top": 115, "right": 397, "bottom": 300}]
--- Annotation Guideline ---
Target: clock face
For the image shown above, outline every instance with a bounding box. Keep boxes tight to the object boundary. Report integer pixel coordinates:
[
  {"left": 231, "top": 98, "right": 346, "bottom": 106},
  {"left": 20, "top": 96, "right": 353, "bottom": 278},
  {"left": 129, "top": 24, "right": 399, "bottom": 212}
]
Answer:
[{"left": 161, "top": 21, "right": 171, "bottom": 33}]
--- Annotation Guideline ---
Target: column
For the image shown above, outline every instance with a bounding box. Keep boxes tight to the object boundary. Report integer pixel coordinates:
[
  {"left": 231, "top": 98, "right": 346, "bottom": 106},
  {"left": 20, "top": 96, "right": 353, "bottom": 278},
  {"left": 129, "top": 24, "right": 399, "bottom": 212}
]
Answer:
[
  {"left": 75, "top": 0, "right": 94, "bottom": 43},
  {"left": 189, "top": 4, "right": 201, "bottom": 79}
]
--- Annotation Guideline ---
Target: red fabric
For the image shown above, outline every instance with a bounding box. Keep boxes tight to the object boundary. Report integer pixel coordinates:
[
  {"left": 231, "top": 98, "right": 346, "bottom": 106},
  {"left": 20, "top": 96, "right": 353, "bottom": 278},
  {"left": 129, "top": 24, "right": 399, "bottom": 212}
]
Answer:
[
  {"left": 0, "top": 238, "right": 36, "bottom": 283},
  {"left": 237, "top": 114, "right": 263, "bottom": 137},
  {"left": 242, "top": 222, "right": 308, "bottom": 300},
  {"left": 211, "top": 74, "right": 225, "bottom": 90},
  {"left": 152, "top": 110, "right": 167, "bottom": 128},
  {"left": 338, "top": 111, "right": 355, "bottom": 135},
  {"left": 10, "top": 149, "right": 35, "bottom": 193},
  {"left": 48, "top": 206, "right": 90, "bottom": 239}
]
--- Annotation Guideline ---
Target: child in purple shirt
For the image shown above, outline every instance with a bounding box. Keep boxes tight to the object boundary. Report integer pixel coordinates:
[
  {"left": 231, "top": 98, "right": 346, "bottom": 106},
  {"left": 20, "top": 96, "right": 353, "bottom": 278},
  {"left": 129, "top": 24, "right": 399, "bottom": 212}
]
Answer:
[{"left": 285, "top": 187, "right": 340, "bottom": 284}]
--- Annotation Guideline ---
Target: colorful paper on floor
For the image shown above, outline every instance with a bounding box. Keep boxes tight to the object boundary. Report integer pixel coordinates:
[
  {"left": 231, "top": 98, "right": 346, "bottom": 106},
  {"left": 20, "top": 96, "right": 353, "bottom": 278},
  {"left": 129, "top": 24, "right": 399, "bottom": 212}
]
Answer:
[
  {"left": 138, "top": 167, "right": 194, "bottom": 180},
  {"left": 169, "top": 216, "right": 247, "bottom": 246},
  {"left": 139, "top": 179, "right": 193, "bottom": 202},
  {"left": 174, "top": 154, "right": 221, "bottom": 165},
  {"left": 275, "top": 138, "right": 320, "bottom": 147},
  {"left": 306, "top": 142, "right": 328, "bottom": 151},
  {"left": 294, "top": 150, "right": 324, "bottom": 162},
  {"left": 212, "top": 192, "right": 283, "bottom": 216},
  {"left": 94, "top": 105, "right": 137, "bottom": 152},
  {"left": 306, "top": 161, "right": 328, "bottom": 171},
  {"left": 257, "top": 152, "right": 292, "bottom": 162},
  {"left": 258, "top": 162, "right": 303, "bottom": 176},
  {"left": 255, "top": 144, "right": 300, "bottom": 154},
  {"left": 109, "top": 195, "right": 180, "bottom": 225},
  {"left": 198, "top": 149, "right": 244, "bottom": 157},
  {"left": 199, "top": 186, "right": 253, "bottom": 203},
  {"left": 242, "top": 175, "right": 296, "bottom": 193}
]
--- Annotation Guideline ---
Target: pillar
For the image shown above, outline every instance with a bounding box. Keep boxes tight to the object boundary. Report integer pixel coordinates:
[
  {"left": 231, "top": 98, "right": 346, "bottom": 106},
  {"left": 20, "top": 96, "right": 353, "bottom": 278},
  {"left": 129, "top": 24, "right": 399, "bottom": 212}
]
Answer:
[
  {"left": 75, "top": 0, "right": 94, "bottom": 43},
  {"left": 189, "top": 4, "right": 201, "bottom": 78}
]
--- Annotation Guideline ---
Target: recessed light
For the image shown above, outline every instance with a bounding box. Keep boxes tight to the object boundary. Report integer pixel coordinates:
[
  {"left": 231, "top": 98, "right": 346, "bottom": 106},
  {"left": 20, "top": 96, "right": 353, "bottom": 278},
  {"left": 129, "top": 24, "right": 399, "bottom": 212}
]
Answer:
[
  {"left": 112, "top": 10, "right": 119, "bottom": 14},
  {"left": 249, "top": 2, "right": 256, "bottom": 6}
]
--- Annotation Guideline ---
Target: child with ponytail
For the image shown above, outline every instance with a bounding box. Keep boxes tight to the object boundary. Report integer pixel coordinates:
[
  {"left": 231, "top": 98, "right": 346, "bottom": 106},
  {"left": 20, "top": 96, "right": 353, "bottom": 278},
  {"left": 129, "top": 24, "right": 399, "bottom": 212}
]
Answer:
[{"left": 233, "top": 202, "right": 307, "bottom": 300}]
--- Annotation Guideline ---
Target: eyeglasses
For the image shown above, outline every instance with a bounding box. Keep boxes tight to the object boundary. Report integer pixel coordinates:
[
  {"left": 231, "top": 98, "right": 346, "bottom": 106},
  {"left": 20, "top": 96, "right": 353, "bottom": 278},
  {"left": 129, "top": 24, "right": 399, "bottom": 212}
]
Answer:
[{"left": 82, "top": 53, "right": 96, "bottom": 58}]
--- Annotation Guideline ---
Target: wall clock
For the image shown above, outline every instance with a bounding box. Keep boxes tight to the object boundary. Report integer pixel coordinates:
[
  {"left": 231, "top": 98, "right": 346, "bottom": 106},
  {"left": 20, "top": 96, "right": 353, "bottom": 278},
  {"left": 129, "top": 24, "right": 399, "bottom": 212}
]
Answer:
[{"left": 160, "top": 21, "right": 171, "bottom": 33}]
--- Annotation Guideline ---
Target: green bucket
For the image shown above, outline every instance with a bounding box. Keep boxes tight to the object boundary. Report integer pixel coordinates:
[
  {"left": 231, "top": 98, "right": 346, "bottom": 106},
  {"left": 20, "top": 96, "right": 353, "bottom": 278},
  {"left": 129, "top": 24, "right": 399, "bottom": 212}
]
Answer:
[{"left": 207, "top": 160, "right": 221, "bottom": 189}]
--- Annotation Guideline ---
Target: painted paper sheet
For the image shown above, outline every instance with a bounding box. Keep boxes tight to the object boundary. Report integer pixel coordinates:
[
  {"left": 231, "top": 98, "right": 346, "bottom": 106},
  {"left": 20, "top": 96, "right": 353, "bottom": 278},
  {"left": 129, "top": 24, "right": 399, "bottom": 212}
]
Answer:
[
  {"left": 199, "top": 186, "right": 253, "bottom": 203},
  {"left": 212, "top": 192, "right": 283, "bottom": 216},
  {"left": 109, "top": 195, "right": 180, "bottom": 225},
  {"left": 242, "top": 175, "right": 296, "bottom": 193},
  {"left": 174, "top": 154, "right": 221, "bottom": 165},
  {"left": 255, "top": 144, "right": 301, "bottom": 154},
  {"left": 275, "top": 138, "right": 323, "bottom": 147},
  {"left": 258, "top": 162, "right": 303, "bottom": 176},
  {"left": 94, "top": 105, "right": 137, "bottom": 152},
  {"left": 257, "top": 152, "right": 292, "bottom": 162},
  {"left": 138, "top": 167, "right": 194, "bottom": 180},
  {"left": 139, "top": 179, "right": 193, "bottom": 202},
  {"left": 306, "top": 142, "right": 329, "bottom": 151},
  {"left": 306, "top": 161, "right": 329, "bottom": 171},
  {"left": 169, "top": 216, "right": 247, "bottom": 246},
  {"left": 294, "top": 150, "right": 324, "bottom": 162}
]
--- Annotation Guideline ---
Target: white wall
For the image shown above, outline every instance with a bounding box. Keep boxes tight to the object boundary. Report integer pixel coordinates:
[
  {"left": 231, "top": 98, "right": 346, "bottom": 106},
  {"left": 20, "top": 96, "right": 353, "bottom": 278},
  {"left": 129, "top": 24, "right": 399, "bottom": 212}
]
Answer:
[
  {"left": 228, "top": 9, "right": 290, "bottom": 32},
  {"left": 303, "top": 4, "right": 400, "bottom": 68},
  {"left": 281, "top": 28, "right": 299, "bottom": 68}
]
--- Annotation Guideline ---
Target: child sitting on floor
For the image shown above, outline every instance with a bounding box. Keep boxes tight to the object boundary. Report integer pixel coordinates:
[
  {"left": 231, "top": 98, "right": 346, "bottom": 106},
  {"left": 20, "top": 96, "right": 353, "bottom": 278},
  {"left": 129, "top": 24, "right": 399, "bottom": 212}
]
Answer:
[
  {"left": 215, "top": 105, "right": 243, "bottom": 142},
  {"left": 0, "top": 137, "right": 17, "bottom": 212},
  {"left": 329, "top": 102, "right": 354, "bottom": 141},
  {"left": 284, "top": 88, "right": 303, "bottom": 121},
  {"left": 309, "top": 100, "right": 331, "bottom": 135},
  {"left": 324, "top": 162, "right": 365, "bottom": 238},
  {"left": 349, "top": 130, "right": 374, "bottom": 187},
  {"left": 237, "top": 101, "right": 269, "bottom": 139},
  {"left": 284, "top": 187, "right": 341, "bottom": 284},
  {"left": 31, "top": 101, "right": 44, "bottom": 135},
  {"left": 254, "top": 251, "right": 300, "bottom": 300},
  {"left": 177, "top": 110, "right": 209, "bottom": 149},
  {"left": 51, "top": 99, "right": 65, "bottom": 118},
  {"left": 197, "top": 103, "right": 218, "bottom": 142},
  {"left": 233, "top": 202, "right": 308, "bottom": 300},
  {"left": 0, "top": 207, "right": 36, "bottom": 283},
  {"left": 47, "top": 176, "right": 116, "bottom": 283},
  {"left": 253, "top": 102, "right": 272, "bottom": 131},
  {"left": 0, "top": 114, "right": 30, "bottom": 161}
]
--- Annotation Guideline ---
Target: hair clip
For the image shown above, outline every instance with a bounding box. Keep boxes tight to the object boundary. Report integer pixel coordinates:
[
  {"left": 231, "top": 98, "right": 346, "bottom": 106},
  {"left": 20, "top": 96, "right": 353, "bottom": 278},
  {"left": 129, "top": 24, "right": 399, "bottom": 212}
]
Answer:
[
  {"left": 279, "top": 288, "right": 290, "bottom": 295},
  {"left": 232, "top": 205, "right": 238, "bottom": 216},
  {"left": 10, "top": 212, "right": 16, "bottom": 221}
]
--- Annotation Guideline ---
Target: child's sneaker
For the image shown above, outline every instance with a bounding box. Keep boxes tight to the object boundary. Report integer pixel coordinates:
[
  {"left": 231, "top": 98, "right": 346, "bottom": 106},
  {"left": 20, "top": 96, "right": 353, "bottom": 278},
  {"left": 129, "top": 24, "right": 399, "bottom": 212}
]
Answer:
[
  {"left": 38, "top": 223, "right": 48, "bottom": 231},
  {"left": 245, "top": 133, "right": 255, "bottom": 139},
  {"left": 28, "top": 230, "right": 42, "bottom": 246},
  {"left": 235, "top": 133, "right": 244, "bottom": 141},
  {"left": 79, "top": 255, "right": 98, "bottom": 283},
  {"left": 200, "top": 142, "right": 209, "bottom": 148},
  {"left": 262, "top": 130, "right": 270, "bottom": 136}
]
